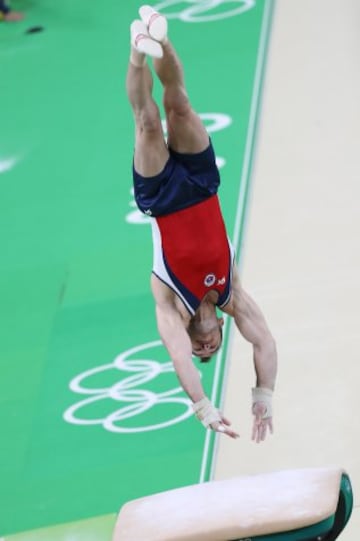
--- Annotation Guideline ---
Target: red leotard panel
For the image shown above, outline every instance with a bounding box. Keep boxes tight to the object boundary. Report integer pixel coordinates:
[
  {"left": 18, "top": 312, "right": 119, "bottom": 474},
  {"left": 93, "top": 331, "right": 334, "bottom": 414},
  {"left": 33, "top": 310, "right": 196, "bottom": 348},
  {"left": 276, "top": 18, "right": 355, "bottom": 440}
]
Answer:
[{"left": 152, "top": 195, "right": 233, "bottom": 314}]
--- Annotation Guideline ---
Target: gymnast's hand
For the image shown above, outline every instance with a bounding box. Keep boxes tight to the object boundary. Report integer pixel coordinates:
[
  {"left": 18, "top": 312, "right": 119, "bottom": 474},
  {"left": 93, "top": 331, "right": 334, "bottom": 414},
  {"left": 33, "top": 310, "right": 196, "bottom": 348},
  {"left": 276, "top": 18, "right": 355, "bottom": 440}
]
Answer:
[
  {"left": 211, "top": 414, "right": 240, "bottom": 439},
  {"left": 251, "top": 387, "right": 274, "bottom": 443},
  {"left": 192, "top": 397, "right": 239, "bottom": 439},
  {"left": 252, "top": 401, "right": 273, "bottom": 443}
]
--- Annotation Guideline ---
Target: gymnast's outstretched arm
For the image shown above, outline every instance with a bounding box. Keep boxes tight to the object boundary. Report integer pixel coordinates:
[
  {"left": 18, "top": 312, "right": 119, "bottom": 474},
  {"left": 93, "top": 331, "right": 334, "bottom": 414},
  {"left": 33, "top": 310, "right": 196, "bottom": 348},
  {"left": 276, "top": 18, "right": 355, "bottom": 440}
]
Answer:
[
  {"left": 154, "top": 299, "right": 239, "bottom": 439},
  {"left": 223, "top": 266, "right": 277, "bottom": 442}
]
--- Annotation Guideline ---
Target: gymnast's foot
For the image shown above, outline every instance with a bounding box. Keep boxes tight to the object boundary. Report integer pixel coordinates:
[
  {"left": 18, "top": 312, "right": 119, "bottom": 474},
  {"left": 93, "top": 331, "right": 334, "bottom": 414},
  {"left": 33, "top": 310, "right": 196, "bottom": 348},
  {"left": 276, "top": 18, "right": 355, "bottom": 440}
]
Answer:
[
  {"left": 139, "top": 5, "right": 168, "bottom": 43},
  {"left": 130, "top": 19, "right": 163, "bottom": 59}
]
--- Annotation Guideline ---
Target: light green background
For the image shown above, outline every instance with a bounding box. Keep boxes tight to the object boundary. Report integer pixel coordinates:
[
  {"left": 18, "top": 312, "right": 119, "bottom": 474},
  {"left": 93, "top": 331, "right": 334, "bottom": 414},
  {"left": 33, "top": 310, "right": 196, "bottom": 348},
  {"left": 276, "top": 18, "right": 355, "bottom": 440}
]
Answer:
[{"left": 0, "top": 0, "right": 273, "bottom": 536}]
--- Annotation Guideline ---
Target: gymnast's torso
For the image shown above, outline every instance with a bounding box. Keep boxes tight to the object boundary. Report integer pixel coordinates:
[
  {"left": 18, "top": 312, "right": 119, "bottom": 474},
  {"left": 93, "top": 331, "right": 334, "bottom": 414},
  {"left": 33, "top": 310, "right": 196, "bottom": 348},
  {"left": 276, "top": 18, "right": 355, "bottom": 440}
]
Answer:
[{"left": 150, "top": 194, "right": 235, "bottom": 316}]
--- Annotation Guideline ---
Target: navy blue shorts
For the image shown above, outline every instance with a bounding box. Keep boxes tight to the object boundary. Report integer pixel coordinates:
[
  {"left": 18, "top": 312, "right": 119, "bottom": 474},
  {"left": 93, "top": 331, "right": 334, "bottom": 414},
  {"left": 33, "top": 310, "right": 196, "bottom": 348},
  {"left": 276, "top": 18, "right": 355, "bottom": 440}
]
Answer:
[{"left": 133, "top": 140, "right": 220, "bottom": 217}]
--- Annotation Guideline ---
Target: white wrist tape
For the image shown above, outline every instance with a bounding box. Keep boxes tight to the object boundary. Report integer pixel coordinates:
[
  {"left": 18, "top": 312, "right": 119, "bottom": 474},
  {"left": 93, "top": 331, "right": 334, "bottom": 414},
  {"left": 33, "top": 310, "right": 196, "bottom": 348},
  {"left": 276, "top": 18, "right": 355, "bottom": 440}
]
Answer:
[
  {"left": 192, "top": 397, "right": 221, "bottom": 428},
  {"left": 252, "top": 387, "right": 273, "bottom": 418}
]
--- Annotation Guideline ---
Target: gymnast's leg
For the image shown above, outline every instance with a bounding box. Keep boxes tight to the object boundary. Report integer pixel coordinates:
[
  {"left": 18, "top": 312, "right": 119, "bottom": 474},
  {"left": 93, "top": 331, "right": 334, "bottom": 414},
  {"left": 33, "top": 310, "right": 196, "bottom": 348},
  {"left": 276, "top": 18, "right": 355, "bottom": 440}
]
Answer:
[
  {"left": 153, "top": 39, "right": 210, "bottom": 154},
  {"left": 126, "top": 20, "right": 169, "bottom": 178}
]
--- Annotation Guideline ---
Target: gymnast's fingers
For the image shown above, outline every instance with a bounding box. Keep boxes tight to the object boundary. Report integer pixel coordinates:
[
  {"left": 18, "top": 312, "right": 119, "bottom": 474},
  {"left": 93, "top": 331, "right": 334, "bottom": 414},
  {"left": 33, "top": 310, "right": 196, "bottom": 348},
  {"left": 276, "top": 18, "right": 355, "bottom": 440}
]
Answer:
[
  {"left": 212, "top": 422, "right": 239, "bottom": 439},
  {"left": 220, "top": 414, "right": 231, "bottom": 426}
]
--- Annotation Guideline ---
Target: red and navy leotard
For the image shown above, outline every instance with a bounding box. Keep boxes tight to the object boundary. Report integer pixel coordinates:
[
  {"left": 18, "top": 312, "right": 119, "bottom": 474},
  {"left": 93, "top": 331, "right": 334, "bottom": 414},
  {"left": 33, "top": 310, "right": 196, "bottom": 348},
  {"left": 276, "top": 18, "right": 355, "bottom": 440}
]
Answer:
[{"left": 151, "top": 194, "right": 234, "bottom": 315}]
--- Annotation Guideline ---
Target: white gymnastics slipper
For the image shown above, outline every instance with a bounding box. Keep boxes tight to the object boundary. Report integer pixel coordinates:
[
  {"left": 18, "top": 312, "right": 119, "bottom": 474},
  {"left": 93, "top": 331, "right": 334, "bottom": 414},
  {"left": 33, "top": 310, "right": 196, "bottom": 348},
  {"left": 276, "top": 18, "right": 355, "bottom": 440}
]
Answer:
[
  {"left": 139, "top": 5, "right": 168, "bottom": 42},
  {"left": 130, "top": 19, "right": 163, "bottom": 58}
]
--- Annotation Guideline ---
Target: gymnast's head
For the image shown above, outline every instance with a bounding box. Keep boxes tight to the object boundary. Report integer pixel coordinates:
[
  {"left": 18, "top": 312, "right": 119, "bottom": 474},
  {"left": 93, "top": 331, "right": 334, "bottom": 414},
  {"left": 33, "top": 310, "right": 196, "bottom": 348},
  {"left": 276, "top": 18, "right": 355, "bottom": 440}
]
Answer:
[{"left": 188, "top": 317, "right": 224, "bottom": 362}]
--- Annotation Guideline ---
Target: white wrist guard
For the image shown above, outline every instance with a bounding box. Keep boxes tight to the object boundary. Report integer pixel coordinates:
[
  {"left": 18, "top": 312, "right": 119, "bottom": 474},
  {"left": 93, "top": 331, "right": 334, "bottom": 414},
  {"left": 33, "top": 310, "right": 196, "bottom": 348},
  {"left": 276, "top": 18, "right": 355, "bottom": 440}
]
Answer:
[
  {"left": 252, "top": 387, "right": 273, "bottom": 418},
  {"left": 192, "top": 397, "right": 221, "bottom": 428}
]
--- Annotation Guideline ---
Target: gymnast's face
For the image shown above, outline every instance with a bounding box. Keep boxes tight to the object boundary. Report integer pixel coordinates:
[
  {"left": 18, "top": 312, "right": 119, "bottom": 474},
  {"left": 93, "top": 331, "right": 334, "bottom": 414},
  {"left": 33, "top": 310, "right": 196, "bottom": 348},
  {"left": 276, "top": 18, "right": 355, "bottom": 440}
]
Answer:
[{"left": 190, "top": 319, "right": 224, "bottom": 360}]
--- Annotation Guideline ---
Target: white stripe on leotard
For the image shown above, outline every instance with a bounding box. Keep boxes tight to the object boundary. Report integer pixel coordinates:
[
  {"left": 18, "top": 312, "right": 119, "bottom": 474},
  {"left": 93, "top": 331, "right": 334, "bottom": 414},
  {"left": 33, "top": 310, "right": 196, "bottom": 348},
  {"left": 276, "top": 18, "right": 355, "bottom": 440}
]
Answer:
[{"left": 151, "top": 218, "right": 195, "bottom": 315}]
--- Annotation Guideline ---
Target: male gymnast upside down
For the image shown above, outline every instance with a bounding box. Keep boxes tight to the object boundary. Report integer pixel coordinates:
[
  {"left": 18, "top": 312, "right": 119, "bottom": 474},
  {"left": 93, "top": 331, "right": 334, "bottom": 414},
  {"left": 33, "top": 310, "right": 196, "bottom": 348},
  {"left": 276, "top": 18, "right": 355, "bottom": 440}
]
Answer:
[{"left": 126, "top": 5, "right": 277, "bottom": 442}]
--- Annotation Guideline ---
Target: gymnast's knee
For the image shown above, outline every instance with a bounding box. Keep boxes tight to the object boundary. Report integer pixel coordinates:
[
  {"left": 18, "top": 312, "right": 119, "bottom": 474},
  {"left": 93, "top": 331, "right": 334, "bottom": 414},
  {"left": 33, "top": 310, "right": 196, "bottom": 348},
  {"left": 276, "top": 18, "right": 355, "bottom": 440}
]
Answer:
[
  {"left": 134, "top": 100, "right": 163, "bottom": 135},
  {"left": 163, "top": 85, "right": 191, "bottom": 118}
]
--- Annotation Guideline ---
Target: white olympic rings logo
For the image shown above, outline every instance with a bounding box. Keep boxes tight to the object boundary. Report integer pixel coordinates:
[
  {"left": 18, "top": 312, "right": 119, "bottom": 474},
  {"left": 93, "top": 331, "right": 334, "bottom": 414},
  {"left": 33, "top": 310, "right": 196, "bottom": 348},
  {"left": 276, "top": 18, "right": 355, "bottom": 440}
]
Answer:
[
  {"left": 153, "top": 0, "right": 255, "bottom": 22},
  {"left": 63, "top": 341, "right": 195, "bottom": 433}
]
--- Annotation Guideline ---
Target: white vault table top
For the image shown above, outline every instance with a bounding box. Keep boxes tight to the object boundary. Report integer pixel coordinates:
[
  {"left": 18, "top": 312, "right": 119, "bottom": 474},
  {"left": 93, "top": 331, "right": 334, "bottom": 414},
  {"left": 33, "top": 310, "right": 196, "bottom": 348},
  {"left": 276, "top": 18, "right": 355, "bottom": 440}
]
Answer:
[{"left": 113, "top": 467, "right": 345, "bottom": 541}]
